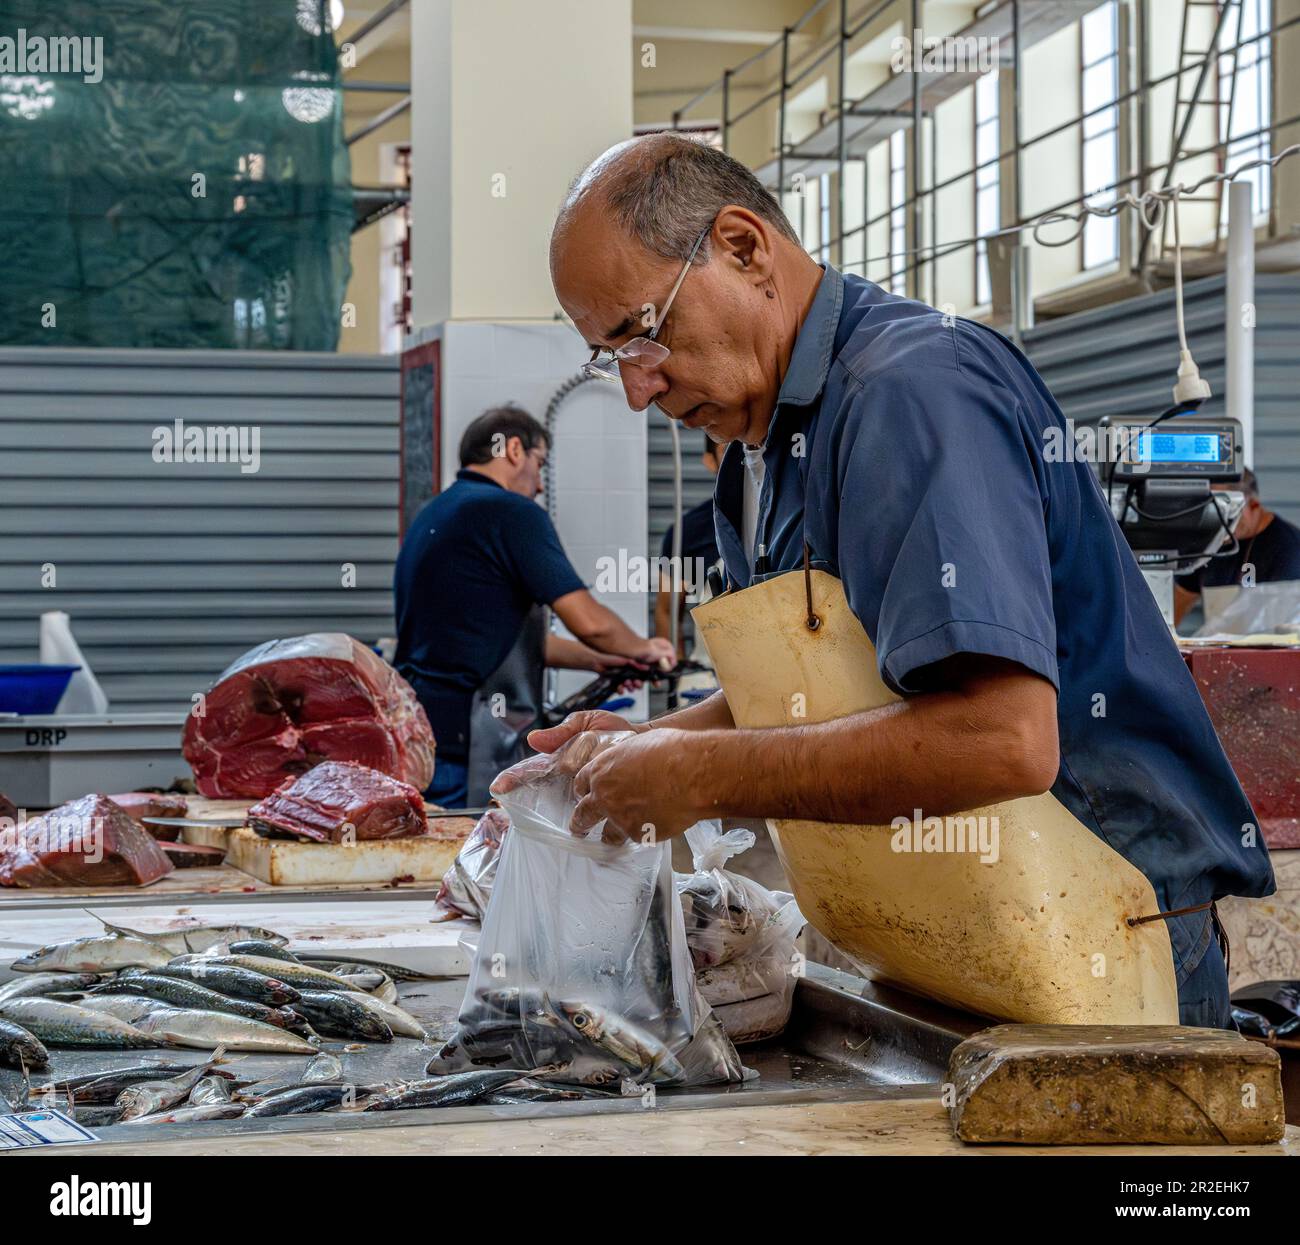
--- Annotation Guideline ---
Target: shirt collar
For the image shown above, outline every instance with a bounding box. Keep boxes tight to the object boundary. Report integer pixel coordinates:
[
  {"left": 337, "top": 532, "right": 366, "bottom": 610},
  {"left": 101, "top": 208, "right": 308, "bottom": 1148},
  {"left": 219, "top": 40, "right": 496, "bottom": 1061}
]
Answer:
[
  {"left": 775, "top": 263, "right": 844, "bottom": 409},
  {"left": 456, "top": 467, "right": 504, "bottom": 489}
]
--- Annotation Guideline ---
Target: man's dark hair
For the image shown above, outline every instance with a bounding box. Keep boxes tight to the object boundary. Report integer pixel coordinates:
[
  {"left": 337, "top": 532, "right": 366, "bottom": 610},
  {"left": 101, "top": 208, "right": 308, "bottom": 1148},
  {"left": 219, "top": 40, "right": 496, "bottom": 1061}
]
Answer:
[
  {"left": 557, "top": 133, "right": 800, "bottom": 266},
  {"left": 1240, "top": 466, "right": 1259, "bottom": 499},
  {"left": 459, "top": 405, "right": 550, "bottom": 467}
]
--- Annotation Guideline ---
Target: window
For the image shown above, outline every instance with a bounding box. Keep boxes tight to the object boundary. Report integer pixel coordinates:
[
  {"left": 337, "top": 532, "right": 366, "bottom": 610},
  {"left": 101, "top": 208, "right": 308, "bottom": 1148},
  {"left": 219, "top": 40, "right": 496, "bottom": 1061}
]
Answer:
[
  {"left": 889, "top": 129, "right": 907, "bottom": 294},
  {"left": 1080, "top": 1, "right": 1119, "bottom": 269},
  {"left": 974, "top": 71, "right": 999, "bottom": 306},
  {"left": 1220, "top": 0, "right": 1271, "bottom": 223}
]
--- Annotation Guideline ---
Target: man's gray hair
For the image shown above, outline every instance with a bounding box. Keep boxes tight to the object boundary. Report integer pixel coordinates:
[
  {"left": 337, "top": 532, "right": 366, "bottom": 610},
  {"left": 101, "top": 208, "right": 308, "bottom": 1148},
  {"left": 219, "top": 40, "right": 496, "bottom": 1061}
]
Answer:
[{"left": 557, "top": 134, "right": 799, "bottom": 264}]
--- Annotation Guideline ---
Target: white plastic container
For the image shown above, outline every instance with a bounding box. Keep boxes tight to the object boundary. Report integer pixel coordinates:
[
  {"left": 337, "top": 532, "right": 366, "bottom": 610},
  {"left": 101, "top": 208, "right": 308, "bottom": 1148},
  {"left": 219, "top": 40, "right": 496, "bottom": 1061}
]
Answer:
[{"left": 39, "top": 611, "right": 109, "bottom": 714}]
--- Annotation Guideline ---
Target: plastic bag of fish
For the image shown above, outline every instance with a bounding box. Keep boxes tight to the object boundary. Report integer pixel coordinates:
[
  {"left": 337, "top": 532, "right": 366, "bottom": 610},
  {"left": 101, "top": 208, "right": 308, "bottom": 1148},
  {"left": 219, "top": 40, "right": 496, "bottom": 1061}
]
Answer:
[
  {"left": 432, "top": 806, "right": 509, "bottom": 922},
  {"left": 680, "top": 822, "right": 805, "bottom": 1045},
  {"left": 430, "top": 735, "right": 747, "bottom": 1089}
]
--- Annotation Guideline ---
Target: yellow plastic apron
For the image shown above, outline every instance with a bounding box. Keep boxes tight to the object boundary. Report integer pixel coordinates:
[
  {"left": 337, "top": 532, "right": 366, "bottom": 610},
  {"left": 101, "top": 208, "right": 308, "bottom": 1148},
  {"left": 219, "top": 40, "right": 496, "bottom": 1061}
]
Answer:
[{"left": 692, "top": 566, "right": 1179, "bottom": 1025}]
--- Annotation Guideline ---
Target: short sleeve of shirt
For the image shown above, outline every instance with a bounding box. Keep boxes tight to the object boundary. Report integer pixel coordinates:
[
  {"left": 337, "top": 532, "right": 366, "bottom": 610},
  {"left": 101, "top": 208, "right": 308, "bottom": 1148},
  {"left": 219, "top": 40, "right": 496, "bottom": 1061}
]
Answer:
[
  {"left": 498, "top": 499, "right": 585, "bottom": 605},
  {"left": 835, "top": 363, "right": 1060, "bottom": 696}
]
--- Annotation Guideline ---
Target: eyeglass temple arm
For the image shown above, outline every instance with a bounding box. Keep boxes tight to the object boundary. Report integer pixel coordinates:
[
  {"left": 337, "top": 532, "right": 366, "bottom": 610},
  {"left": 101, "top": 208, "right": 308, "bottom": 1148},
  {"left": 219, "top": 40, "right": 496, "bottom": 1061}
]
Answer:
[{"left": 649, "top": 225, "right": 711, "bottom": 338}]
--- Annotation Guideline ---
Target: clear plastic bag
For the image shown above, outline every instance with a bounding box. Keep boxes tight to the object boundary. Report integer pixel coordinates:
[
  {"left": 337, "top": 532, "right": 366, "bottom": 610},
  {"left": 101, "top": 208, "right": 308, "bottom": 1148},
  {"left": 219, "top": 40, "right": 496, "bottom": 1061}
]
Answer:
[
  {"left": 677, "top": 822, "right": 791, "bottom": 969},
  {"left": 432, "top": 807, "right": 510, "bottom": 922},
  {"left": 431, "top": 736, "right": 746, "bottom": 1087},
  {"left": 679, "top": 821, "right": 805, "bottom": 1045}
]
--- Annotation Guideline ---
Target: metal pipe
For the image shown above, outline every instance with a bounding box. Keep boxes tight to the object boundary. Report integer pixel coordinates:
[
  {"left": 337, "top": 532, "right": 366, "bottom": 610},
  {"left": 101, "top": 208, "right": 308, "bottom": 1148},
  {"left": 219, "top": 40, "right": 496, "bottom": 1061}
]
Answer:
[
  {"left": 722, "top": 69, "right": 732, "bottom": 152},
  {"left": 347, "top": 0, "right": 409, "bottom": 48},
  {"left": 1012, "top": 0, "right": 1023, "bottom": 227},
  {"left": 837, "top": 0, "right": 848, "bottom": 267},
  {"left": 1135, "top": 0, "right": 1150, "bottom": 275},
  {"left": 345, "top": 95, "right": 410, "bottom": 145},
  {"left": 778, "top": 28, "right": 790, "bottom": 204},
  {"left": 342, "top": 80, "right": 410, "bottom": 92},
  {"left": 1226, "top": 179, "right": 1255, "bottom": 465},
  {"left": 910, "top": 0, "right": 922, "bottom": 298}
]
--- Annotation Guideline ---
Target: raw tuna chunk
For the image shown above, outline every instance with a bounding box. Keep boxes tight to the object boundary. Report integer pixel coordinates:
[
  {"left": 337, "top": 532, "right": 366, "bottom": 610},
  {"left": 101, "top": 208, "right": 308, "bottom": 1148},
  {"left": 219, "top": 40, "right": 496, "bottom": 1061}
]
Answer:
[
  {"left": 248, "top": 761, "right": 429, "bottom": 844},
  {"left": 107, "top": 792, "right": 189, "bottom": 839},
  {"left": 182, "top": 634, "right": 435, "bottom": 798},
  {"left": 0, "top": 794, "right": 175, "bottom": 888}
]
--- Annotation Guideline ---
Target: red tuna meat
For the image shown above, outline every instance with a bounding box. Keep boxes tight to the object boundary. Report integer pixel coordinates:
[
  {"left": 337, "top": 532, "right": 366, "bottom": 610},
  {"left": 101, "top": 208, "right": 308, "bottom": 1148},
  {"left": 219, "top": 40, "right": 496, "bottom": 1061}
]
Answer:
[
  {"left": 182, "top": 634, "right": 435, "bottom": 798},
  {"left": 247, "top": 760, "right": 429, "bottom": 843},
  {"left": 108, "top": 792, "right": 189, "bottom": 839},
  {"left": 0, "top": 794, "right": 174, "bottom": 888}
]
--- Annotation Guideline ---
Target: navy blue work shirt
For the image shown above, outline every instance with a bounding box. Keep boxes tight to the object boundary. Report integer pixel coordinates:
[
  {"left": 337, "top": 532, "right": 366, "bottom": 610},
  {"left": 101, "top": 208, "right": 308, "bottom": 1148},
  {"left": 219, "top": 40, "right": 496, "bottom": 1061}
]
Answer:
[
  {"left": 394, "top": 469, "right": 584, "bottom": 763},
  {"left": 713, "top": 265, "right": 1275, "bottom": 984}
]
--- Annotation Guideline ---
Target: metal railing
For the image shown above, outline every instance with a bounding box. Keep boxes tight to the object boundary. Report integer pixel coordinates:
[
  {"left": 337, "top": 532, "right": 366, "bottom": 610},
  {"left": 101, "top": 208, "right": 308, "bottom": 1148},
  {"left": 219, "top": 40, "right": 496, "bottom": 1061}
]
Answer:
[{"left": 670, "top": 0, "right": 1292, "bottom": 296}]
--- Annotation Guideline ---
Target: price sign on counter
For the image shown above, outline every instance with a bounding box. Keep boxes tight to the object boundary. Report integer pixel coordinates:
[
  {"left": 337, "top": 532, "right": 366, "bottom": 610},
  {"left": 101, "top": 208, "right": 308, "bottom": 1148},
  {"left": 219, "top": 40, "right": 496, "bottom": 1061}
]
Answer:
[{"left": 0, "top": 1109, "right": 98, "bottom": 1149}]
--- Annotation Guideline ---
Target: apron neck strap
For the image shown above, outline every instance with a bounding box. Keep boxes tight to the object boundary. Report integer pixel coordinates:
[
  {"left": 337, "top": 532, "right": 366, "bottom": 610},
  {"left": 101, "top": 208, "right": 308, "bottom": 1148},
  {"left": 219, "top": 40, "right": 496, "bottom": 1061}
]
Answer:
[{"left": 802, "top": 542, "right": 821, "bottom": 631}]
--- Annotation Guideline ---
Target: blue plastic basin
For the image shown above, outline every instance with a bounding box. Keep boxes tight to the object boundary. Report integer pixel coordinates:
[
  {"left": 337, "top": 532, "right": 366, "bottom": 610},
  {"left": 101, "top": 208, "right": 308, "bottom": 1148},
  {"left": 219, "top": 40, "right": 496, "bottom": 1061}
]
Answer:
[{"left": 0, "top": 665, "right": 81, "bottom": 715}]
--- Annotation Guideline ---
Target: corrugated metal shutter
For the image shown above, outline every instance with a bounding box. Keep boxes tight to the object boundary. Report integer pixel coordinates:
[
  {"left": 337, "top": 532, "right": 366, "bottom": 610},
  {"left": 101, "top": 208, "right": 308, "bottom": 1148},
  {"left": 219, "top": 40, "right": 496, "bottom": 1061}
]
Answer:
[
  {"left": 0, "top": 347, "right": 400, "bottom": 711},
  {"left": 647, "top": 416, "right": 717, "bottom": 559},
  {"left": 1022, "top": 273, "right": 1300, "bottom": 523}
]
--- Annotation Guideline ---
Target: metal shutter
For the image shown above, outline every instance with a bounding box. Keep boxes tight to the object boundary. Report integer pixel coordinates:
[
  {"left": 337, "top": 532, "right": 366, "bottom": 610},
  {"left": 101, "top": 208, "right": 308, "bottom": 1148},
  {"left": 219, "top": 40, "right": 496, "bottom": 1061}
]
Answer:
[{"left": 0, "top": 347, "right": 400, "bottom": 711}]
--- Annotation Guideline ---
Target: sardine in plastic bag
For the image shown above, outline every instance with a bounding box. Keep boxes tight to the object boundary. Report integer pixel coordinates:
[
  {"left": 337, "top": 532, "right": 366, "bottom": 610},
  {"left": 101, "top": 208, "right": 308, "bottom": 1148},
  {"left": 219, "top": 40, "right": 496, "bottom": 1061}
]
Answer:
[
  {"left": 679, "top": 822, "right": 805, "bottom": 1045},
  {"left": 432, "top": 807, "right": 510, "bottom": 922},
  {"left": 431, "top": 735, "right": 747, "bottom": 1087}
]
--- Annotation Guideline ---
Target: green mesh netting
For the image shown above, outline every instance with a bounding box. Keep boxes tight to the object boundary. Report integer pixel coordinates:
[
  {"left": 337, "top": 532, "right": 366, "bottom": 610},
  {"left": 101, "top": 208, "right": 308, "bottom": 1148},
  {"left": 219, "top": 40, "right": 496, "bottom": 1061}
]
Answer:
[{"left": 0, "top": 0, "right": 353, "bottom": 349}]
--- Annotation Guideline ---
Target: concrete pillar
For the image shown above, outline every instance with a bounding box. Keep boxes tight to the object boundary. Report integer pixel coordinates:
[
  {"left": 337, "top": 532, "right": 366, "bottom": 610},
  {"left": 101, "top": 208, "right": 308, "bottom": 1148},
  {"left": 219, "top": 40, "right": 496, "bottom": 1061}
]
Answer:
[
  {"left": 404, "top": 0, "right": 648, "bottom": 715},
  {"left": 410, "top": 0, "right": 633, "bottom": 325}
]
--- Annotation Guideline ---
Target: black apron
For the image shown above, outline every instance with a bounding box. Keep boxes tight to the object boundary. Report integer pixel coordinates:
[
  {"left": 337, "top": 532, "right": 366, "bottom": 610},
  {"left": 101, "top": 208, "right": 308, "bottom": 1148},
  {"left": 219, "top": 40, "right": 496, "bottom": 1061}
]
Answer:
[{"left": 465, "top": 604, "right": 546, "bottom": 806}]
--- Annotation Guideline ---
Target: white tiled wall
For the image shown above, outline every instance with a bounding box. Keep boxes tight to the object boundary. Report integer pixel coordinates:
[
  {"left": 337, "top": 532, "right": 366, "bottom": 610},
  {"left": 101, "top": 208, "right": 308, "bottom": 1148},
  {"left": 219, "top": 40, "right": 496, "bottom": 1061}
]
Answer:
[{"left": 437, "top": 320, "right": 650, "bottom": 717}]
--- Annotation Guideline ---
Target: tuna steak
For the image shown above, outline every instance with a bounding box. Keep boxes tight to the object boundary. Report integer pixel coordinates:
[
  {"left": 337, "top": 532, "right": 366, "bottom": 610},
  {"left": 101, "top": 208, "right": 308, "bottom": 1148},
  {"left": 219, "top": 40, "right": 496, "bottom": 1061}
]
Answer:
[
  {"left": 182, "top": 633, "right": 435, "bottom": 798},
  {"left": 248, "top": 761, "right": 428, "bottom": 843},
  {"left": 0, "top": 794, "right": 174, "bottom": 888},
  {"left": 107, "top": 792, "right": 189, "bottom": 840}
]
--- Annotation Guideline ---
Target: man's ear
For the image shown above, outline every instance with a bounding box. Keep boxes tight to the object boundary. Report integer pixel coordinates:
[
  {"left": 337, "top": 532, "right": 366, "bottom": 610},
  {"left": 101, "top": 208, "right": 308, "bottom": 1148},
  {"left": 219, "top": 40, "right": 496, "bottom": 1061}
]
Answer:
[
  {"left": 505, "top": 435, "right": 527, "bottom": 466},
  {"left": 713, "top": 206, "right": 777, "bottom": 288}
]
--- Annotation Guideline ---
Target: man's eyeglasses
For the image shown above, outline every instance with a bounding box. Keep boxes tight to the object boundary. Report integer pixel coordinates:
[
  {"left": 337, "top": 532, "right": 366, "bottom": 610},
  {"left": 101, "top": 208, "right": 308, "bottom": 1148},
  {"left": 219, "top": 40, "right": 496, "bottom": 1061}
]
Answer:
[{"left": 582, "top": 224, "right": 710, "bottom": 383}]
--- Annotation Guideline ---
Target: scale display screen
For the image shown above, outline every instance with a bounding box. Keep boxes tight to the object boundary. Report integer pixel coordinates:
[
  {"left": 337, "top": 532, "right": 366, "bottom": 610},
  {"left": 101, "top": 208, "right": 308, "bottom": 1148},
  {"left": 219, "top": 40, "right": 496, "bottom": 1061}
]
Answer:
[{"left": 1136, "top": 431, "right": 1223, "bottom": 464}]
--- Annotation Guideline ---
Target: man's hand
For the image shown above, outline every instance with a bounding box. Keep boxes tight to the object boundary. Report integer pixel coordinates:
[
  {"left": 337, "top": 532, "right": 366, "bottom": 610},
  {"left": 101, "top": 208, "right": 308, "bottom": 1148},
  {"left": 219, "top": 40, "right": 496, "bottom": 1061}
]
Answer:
[
  {"left": 570, "top": 728, "right": 702, "bottom": 844},
  {"left": 635, "top": 636, "right": 676, "bottom": 671},
  {"left": 526, "top": 709, "right": 648, "bottom": 756}
]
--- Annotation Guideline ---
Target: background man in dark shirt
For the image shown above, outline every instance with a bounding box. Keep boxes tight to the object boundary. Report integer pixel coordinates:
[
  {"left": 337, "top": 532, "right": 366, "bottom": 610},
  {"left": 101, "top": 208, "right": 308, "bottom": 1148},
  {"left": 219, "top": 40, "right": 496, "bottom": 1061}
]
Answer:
[
  {"left": 654, "top": 434, "right": 724, "bottom": 654},
  {"left": 394, "top": 406, "right": 672, "bottom": 806},
  {"left": 1175, "top": 468, "right": 1300, "bottom": 624}
]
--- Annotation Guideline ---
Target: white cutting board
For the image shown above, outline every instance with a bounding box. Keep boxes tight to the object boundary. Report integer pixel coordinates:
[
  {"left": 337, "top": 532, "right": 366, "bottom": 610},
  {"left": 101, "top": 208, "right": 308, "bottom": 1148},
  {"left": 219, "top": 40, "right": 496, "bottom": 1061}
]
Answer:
[{"left": 0, "top": 900, "right": 477, "bottom": 980}]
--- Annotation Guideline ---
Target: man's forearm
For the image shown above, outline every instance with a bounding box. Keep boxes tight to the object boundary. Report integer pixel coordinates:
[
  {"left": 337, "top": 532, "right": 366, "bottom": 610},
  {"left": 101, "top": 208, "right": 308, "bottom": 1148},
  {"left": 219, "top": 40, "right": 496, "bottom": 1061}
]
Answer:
[
  {"left": 676, "top": 684, "right": 1057, "bottom": 826},
  {"left": 544, "top": 635, "right": 599, "bottom": 671},
  {"left": 646, "top": 688, "right": 735, "bottom": 732}
]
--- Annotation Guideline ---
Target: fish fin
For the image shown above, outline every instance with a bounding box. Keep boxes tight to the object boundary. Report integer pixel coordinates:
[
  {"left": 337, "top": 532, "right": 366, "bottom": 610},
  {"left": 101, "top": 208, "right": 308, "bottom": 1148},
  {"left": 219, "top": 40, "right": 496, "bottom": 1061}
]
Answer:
[{"left": 85, "top": 909, "right": 159, "bottom": 945}]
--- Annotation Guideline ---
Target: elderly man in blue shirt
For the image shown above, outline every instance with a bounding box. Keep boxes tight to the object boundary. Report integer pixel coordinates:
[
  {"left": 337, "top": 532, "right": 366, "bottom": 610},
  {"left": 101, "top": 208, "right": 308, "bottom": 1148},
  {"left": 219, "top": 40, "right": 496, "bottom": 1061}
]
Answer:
[{"left": 533, "top": 134, "right": 1273, "bottom": 1028}]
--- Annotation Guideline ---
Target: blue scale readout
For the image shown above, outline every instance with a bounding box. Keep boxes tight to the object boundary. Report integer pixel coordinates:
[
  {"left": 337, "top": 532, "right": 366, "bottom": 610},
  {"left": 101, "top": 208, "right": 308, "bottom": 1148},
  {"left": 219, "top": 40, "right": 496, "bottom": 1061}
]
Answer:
[{"left": 1137, "top": 431, "right": 1223, "bottom": 464}]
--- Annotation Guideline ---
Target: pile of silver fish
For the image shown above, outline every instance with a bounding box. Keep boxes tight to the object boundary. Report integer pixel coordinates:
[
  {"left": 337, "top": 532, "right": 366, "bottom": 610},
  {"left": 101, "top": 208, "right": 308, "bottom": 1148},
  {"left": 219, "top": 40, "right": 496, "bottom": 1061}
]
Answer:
[
  {"left": 22, "top": 1048, "right": 598, "bottom": 1128},
  {"left": 0, "top": 918, "right": 644, "bottom": 1128},
  {"left": 0, "top": 920, "right": 428, "bottom": 1062}
]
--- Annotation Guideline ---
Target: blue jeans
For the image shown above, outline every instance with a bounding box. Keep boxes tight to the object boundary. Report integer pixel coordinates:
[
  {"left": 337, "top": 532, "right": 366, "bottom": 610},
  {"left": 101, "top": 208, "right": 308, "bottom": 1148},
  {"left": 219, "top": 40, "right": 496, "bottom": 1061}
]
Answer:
[
  {"left": 426, "top": 759, "right": 468, "bottom": 809},
  {"left": 1176, "top": 936, "right": 1234, "bottom": 1029}
]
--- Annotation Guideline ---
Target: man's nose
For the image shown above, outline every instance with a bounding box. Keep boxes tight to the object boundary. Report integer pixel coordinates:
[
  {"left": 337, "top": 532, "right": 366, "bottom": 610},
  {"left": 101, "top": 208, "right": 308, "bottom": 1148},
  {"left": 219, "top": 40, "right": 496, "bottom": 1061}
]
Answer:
[{"left": 620, "top": 364, "right": 669, "bottom": 413}]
